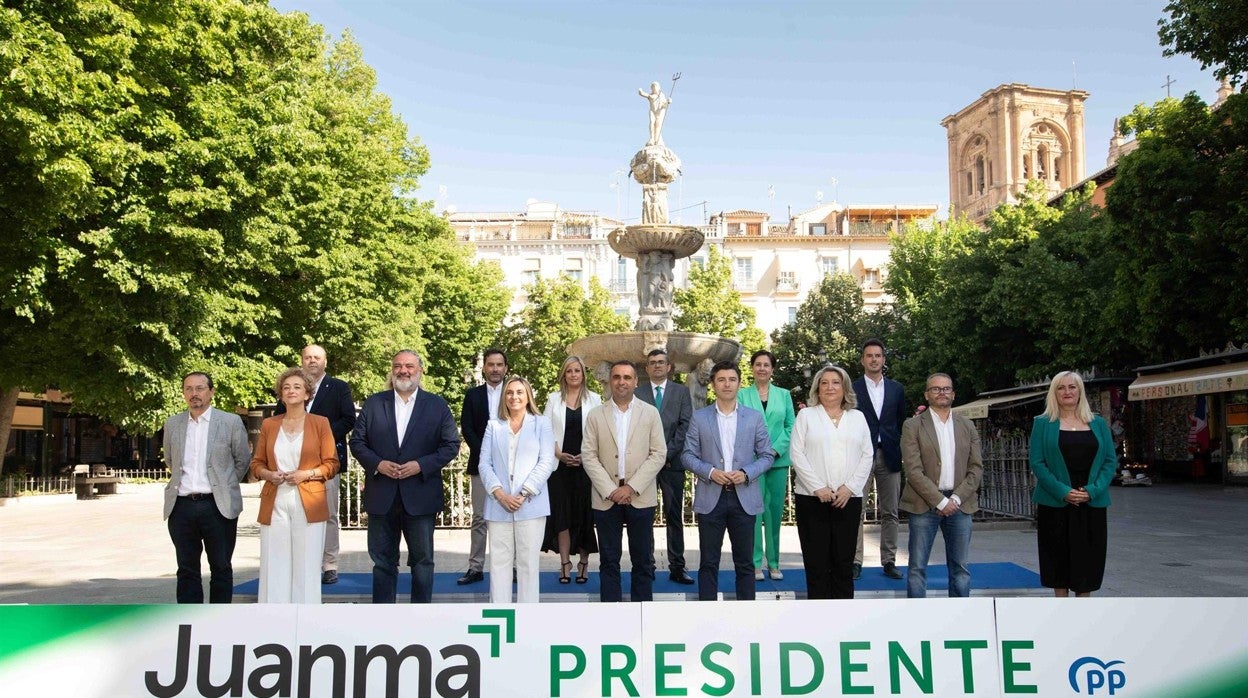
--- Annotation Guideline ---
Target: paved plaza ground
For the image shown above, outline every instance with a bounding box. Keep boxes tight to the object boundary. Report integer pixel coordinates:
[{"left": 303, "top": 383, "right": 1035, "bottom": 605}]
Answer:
[{"left": 1, "top": 482, "right": 1245, "bottom": 604}]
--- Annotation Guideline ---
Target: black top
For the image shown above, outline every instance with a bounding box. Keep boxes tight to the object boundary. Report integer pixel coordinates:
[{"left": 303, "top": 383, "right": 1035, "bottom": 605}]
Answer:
[
  {"left": 1058, "top": 429, "right": 1099, "bottom": 488},
  {"left": 563, "top": 405, "right": 583, "bottom": 456}
]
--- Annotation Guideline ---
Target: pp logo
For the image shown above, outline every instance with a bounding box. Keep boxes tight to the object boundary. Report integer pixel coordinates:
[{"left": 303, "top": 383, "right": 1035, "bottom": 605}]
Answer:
[{"left": 1068, "top": 656, "right": 1126, "bottom": 695}]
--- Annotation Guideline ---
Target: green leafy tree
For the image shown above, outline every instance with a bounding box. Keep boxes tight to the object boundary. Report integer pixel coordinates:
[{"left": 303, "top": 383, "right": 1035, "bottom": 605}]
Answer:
[
  {"left": 1159, "top": 0, "right": 1248, "bottom": 87},
  {"left": 1106, "top": 92, "right": 1248, "bottom": 360},
  {"left": 0, "top": 1, "right": 506, "bottom": 472},
  {"left": 496, "top": 276, "right": 629, "bottom": 402},
  {"left": 770, "top": 273, "right": 868, "bottom": 400},
  {"left": 673, "top": 246, "right": 766, "bottom": 370}
]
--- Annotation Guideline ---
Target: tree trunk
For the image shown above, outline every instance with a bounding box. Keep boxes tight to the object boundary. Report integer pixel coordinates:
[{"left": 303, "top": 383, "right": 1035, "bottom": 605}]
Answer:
[{"left": 0, "top": 387, "right": 19, "bottom": 479}]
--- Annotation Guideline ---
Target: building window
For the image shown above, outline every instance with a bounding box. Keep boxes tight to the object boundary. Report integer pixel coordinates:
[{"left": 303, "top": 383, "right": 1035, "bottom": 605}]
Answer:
[
  {"left": 565, "top": 258, "right": 583, "bottom": 282},
  {"left": 787, "top": 306, "right": 798, "bottom": 324},
  {"left": 777, "top": 271, "right": 798, "bottom": 291},
  {"left": 610, "top": 257, "right": 631, "bottom": 293},
  {"left": 734, "top": 258, "right": 754, "bottom": 288},
  {"left": 746, "top": 223, "right": 761, "bottom": 236},
  {"left": 821, "top": 257, "right": 839, "bottom": 276},
  {"left": 523, "top": 259, "right": 540, "bottom": 285},
  {"left": 690, "top": 255, "right": 706, "bottom": 269},
  {"left": 863, "top": 269, "right": 881, "bottom": 288},
  {"left": 810, "top": 223, "right": 827, "bottom": 236},
  {"left": 614, "top": 307, "right": 630, "bottom": 317}
]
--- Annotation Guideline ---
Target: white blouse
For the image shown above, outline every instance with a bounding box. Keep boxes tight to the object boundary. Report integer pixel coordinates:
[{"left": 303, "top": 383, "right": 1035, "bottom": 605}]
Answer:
[
  {"left": 275, "top": 429, "right": 304, "bottom": 480},
  {"left": 789, "top": 406, "right": 874, "bottom": 497}
]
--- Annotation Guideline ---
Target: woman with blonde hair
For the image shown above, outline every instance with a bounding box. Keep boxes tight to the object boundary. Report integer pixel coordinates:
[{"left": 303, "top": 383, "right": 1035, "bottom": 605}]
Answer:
[
  {"left": 479, "top": 375, "right": 556, "bottom": 603},
  {"left": 251, "top": 367, "right": 339, "bottom": 603},
  {"left": 541, "top": 356, "right": 602, "bottom": 583},
  {"left": 789, "top": 364, "right": 875, "bottom": 599},
  {"left": 1028, "top": 371, "right": 1118, "bottom": 597}
]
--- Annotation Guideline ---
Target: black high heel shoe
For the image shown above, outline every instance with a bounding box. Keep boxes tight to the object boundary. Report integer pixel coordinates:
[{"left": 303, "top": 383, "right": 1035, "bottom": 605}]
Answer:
[
  {"left": 576, "top": 561, "right": 589, "bottom": 584},
  {"left": 559, "top": 561, "right": 572, "bottom": 584}
]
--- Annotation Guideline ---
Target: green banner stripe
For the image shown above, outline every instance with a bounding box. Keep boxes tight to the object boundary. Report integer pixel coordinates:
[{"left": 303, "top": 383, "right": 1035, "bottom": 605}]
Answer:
[
  {"left": 1143, "top": 657, "right": 1248, "bottom": 698},
  {"left": 0, "top": 605, "right": 162, "bottom": 666}
]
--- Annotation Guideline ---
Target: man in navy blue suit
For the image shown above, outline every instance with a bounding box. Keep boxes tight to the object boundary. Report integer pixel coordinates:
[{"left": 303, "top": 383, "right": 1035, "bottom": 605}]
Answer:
[
  {"left": 852, "top": 338, "right": 908, "bottom": 581},
  {"left": 275, "top": 344, "right": 356, "bottom": 585},
  {"left": 351, "top": 350, "right": 461, "bottom": 603}
]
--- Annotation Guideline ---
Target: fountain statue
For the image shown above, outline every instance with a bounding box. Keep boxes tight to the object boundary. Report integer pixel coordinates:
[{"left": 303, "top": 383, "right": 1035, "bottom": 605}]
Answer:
[{"left": 568, "top": 76, "right": 741, "bottom": 405}]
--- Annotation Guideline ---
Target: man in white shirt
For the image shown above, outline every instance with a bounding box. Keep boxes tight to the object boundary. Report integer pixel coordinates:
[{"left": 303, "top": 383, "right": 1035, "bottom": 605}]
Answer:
[
  {"left": 898, "top": 373, "right": 984, "bottom": 598},
  {"left": 635, "top": 349, "right": 694, "bottom": 584},
  {"left": 582, "top": 360, "right": 667, "bottom": 602},
  {"left": 682, "top": 362, "right": 774, "bottom": 600},
  {"left": 457, "top": 348, "right": 509, "bottom": 585},
  {"left": 161, "top": 372, "right": 251, "bottom": 603}
]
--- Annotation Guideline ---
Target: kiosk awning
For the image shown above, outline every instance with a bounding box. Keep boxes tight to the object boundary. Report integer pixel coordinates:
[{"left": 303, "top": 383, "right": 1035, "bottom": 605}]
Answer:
[
  {"left": 1128, "top": 361, "right": 1248, "bottom": 401},
  {"left": 953, "top": 391, "right": 1045, "bottom": 420}
]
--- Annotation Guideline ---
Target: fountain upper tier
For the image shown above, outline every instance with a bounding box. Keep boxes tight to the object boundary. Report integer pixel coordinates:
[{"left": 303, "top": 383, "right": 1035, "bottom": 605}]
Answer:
[{"left": 608, "top": 224, "right": 704, "bottom": 260}]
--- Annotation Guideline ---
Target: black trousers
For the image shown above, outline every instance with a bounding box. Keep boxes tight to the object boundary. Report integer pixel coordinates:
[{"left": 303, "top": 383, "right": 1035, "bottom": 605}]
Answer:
[
  {"left": 658, "top": 467, "right": 687, "bottom": 572},
  {"left": 167, "top": 496, "right": 238, "bottom": 604},
  {"left": 795, "top": 494, "right": 862, "bottom": 600}
]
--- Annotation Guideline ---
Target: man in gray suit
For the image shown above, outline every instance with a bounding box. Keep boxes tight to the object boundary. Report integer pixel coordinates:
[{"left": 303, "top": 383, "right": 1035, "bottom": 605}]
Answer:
[
  {"left": 899, "top": 373, "right": 984, "bottom": 598},
  {"left": 162, "top": 371, "right": 251, "bottom": 603},
  {"left": 682, "top": 361, "right": 774, "bottom": 601},
  {"left": 635, "top": 348, "right": 694, "bottom": 584}
]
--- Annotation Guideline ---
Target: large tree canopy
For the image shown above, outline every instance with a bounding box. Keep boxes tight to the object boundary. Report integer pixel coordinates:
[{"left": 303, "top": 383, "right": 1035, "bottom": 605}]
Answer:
[
  {"left": 0, "top": 0, "right": 505, "bottom": 472},
  {"left": 673, "top": 245, "right": 766, "bottom": 370}
]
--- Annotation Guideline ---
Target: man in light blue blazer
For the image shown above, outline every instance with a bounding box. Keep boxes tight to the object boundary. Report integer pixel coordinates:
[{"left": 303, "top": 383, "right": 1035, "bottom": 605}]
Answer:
[{"left": 682, "top": 361, "right": 774, "bottom": 601}]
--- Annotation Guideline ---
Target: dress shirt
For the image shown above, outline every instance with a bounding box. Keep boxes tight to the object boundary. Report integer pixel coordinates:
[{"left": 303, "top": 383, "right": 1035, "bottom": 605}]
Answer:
[
  {"left": 394, "top": 389, "right": 418, "bottom": 448},
  {"left": 308, "top": 375, "right": 326, "bottom": 408},
  {"left": 651, "top": 381, "right": 667, "bottom": 411},
  {"left": 611, "top": 398, "right": 634, "bottom": 481},
  {"left": 716, "top": 403, "right": 738, "bottom": 472},
  {"left": 931, "top": 410, "right": 961, "bottom": 510},
  {"left": 178, "top": 407, "right": 214, "bottom": 496},
  {"left": 864, "top": 374, "right": 885, "bottom": 423},
  {"left": 486, "top": 381, "right": 503, "bottom": 421}
]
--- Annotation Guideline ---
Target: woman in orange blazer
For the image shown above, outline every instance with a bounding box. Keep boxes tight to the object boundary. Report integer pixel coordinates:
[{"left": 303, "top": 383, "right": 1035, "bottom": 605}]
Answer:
[{"left": 251, "top": 367, "right": 339, "bottom": 603}]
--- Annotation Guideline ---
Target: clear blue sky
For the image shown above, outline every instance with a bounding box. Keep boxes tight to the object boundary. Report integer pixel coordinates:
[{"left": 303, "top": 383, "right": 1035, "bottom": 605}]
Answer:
[{"left": 270, "top": 0, "right": 1213, "bottom": 222}]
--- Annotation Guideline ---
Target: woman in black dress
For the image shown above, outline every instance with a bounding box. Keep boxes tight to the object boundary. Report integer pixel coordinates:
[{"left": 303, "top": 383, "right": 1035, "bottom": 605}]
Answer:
[
  {"left": 1028, "top": 371, "right": 1118, "bottom": 596},
  {"left": 541, "top": 356, "right": 602, "bottom": 583}
]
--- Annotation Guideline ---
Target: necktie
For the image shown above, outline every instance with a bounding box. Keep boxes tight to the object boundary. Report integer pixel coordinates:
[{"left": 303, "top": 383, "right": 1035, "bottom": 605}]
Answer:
[{"left": 655, "top": 385, "right": 664, "bottom": 411}]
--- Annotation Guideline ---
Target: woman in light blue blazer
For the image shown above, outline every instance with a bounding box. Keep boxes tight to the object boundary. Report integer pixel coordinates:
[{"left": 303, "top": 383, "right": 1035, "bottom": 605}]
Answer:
[
  {"left": 1028, "top": 371, "right": 1118, "bottom": 597},
  {"left": 480, "top": 376, "right": 556, "bottom": 603},
  {"left": 737, "top": 350, "right": 796, "bottom": 581}
]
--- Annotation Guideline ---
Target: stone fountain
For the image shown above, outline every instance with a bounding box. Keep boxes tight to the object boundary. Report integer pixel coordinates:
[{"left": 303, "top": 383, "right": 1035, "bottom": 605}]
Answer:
[{"left": 567, "top": 78, "right": 741, "bottom": 404}]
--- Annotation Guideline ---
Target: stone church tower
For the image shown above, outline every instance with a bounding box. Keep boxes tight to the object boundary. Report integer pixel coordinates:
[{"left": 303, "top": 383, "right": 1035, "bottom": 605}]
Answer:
[{"left": 942, "top": 84, "right": 1088, "bottom": 222}]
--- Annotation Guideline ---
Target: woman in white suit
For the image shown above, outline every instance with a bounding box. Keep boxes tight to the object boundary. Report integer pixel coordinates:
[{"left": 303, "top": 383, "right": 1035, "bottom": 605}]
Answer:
[
  {"left": 480, "top": 375, "right": 556, "bottom": 603},
  {"left": 541, "top": 356, "right": 602, "bottom": 583}
]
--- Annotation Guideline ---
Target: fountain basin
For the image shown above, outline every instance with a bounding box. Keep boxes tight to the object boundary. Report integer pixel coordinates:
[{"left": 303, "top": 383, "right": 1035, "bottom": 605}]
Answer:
[{"left": 567, "top": 331, "right": 742, "bottom": 385}]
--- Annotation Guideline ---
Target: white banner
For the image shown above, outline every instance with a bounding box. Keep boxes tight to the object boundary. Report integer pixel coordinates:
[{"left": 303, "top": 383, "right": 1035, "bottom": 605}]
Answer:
[{"left": 1, "top": 599, "right": 1245, "bottom": 697}]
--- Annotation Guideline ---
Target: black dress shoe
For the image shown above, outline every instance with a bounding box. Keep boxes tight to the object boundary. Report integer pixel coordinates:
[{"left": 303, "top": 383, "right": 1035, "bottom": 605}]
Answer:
[
  {"left": 321, "top": 570, "right": 338, "bottom": 585},
  {"left": 882, "top": 562, "right": 903, "bottom": 579},
  {"left": 852, "top": 563, "right": 862, "bottom": 580},
  {"left": 669, "top": 570, "right": 694, "bottom": 585},
  {"left": 457, "top": 570, "right": 484, "bottom": 585}
]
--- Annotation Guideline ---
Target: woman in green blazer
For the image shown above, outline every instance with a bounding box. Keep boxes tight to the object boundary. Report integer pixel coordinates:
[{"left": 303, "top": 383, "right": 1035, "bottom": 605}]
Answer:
[
  {"left": 738, "top": 350, "right": 796, "bottom": 581},
  {"left": 1028, "top": 371, "right": 1118, "bottom": 597}
]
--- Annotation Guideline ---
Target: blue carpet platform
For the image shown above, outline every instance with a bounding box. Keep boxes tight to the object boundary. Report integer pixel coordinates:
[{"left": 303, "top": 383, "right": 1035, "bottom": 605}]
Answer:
[{"left": 235, "top": 562, "right": 1042, "bottom": 601}]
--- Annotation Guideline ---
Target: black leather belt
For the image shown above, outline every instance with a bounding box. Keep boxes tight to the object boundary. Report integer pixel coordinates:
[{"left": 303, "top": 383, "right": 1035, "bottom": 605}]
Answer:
[{"left": 179, "top": 493, "right": 212, "bottom": 500}]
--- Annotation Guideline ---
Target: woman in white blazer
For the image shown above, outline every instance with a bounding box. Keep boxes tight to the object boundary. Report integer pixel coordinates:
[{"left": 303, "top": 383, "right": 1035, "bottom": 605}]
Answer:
[
  {"left": 789, "top": 364, "right": 875, "bottom": 599},
  {"left": 541, "top": 356, "right": 602, "bottom": 583},
  {"left": 480, "top": 375, "right": 556, "bottom": 603}
]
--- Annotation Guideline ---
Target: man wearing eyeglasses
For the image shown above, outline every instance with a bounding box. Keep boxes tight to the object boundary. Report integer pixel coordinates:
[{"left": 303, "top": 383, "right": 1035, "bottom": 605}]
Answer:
[
  {"left": 899, "top": 373, "right": 983, "bottom": 598},
  {"left": 635, "top": 348, "right": 694, "bottom": 585}
]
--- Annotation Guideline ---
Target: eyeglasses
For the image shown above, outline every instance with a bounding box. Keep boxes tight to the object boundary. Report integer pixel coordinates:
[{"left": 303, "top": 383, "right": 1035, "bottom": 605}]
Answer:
[{"left": 926, "top": 386, "right": 954, "bottom": 394}]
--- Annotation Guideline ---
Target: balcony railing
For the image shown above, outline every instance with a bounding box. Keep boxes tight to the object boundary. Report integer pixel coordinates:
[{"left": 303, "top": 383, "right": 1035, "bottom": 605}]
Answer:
[{"left": 609, "top": 279, "right": 634, "bottom": 293}]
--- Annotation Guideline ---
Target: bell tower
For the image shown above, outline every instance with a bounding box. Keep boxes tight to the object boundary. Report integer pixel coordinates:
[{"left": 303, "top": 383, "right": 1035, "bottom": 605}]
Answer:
[{"left": 942, "top": 84, "right": 1088, "bottom": 222}]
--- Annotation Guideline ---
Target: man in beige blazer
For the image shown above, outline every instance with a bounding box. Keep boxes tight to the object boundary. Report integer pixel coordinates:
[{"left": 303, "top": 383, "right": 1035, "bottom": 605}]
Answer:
[
  {"left": 899, "top": 372, "right": 983, "bottom": 598},
  {"left": 582, "top": 359, "right": 667, "bottom": 602}
]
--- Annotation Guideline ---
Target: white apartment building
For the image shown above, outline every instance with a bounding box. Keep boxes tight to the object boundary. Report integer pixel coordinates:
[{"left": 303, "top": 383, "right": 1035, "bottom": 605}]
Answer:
[{"left": 447, "top": 200, "right": 936, "bottom": 338}]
